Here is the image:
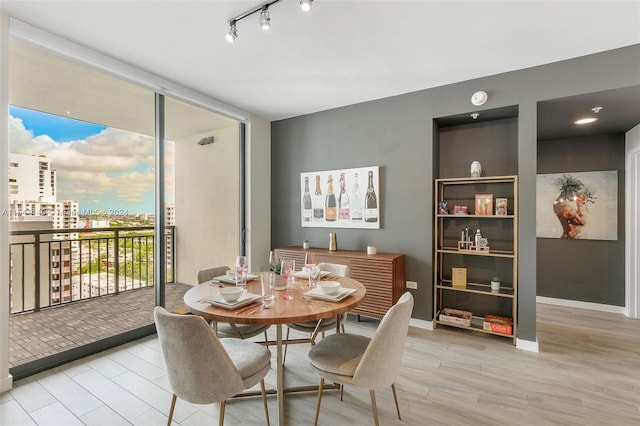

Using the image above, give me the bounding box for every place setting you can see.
[303,280,357,302]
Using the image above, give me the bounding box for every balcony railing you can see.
[9,226,175,314]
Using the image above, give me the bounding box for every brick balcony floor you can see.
[9,282,191,368]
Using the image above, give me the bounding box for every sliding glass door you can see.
[7,40,242,378]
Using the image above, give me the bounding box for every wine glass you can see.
[280,258,295,300]
[304,252,316,269]
[235,255,248,291]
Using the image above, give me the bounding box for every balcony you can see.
[9,226,187,379]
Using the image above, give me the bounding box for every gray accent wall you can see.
[271,45,640,343]
[537,134,626,305]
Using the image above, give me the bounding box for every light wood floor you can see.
[1,303,638,425]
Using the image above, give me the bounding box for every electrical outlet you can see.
[406,280,418,289]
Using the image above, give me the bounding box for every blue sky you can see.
[9,106,169,215]
[10,106,107,141]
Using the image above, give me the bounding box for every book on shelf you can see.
[483,314,513,335]
[439,308,472,327]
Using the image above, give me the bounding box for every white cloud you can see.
[8,114,173,212]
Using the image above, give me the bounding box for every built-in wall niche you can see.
[434,105,519,179]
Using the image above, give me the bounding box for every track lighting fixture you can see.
[300,0,313,12]
[259,6,271,30]
[226,0,314,42]
[225,21,237,43]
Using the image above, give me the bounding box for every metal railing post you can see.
[114,229,120,295]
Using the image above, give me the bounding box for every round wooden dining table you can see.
[183,273,366,426]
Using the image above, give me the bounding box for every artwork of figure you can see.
[552,175,595,239]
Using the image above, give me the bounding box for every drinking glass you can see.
[235,255,248,291]
[261,272,275,308]
[280,258,295,300]
[308,264,322,288]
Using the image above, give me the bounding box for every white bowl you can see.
[318,281,341,295]
[219,287,243,302]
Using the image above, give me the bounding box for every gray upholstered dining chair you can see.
[197,266,270,341]
[283,262,349,363]
[154,306,271,426]
[308,291,414,426]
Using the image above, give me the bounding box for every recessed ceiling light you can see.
[575,117,598,125]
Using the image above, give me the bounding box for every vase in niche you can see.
[470,161,482,177]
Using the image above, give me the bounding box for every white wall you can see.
[175,125,240,285]
[247,116,272,272]
[626,124,640,318]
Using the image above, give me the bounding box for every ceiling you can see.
[1,0,639,125]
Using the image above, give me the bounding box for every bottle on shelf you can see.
[302,176,313,222]
[364,170,378,222]
[313,175,324,222]
[351,172,363,222]
[474,229,482,249]
[338,173,350,220]
[325,175,337,221]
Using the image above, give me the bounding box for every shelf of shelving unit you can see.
[434,175,518,344]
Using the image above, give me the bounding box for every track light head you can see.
[225,21,237,43]
[300,0,313,12]
[259,6,271,30]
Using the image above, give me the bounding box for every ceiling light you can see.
[300,0,313,12]
[575,117,598,125]
[225,0,311,43]
[225,21,237,43]
[259,7,271,30]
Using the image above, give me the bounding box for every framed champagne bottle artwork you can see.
[300,166,380,229]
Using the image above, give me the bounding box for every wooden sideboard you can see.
[274,246,405,319]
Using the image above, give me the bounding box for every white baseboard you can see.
[537,296,625,314]
[0,373,13,394]
[409,318,434,330]
[516,338,539,352]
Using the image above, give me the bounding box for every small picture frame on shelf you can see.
[495,198,508,215]
[452,267,467,288]
[475,193,493,215]
[438,201,449,214]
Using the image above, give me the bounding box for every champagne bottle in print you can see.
[302,176,313,222]
[325,175,337,221]
[364,170,378,222]
[351,172,363,221]
[338,173,350,220]
[313,175,324,222]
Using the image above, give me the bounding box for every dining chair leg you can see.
[391,383,402,420]
[314,378,325,426]
[167,393,177,426]
[260,379,270,426]
[340,384,344,401]
[369,389,380,426]
[219,400,226,426]
[263,330,269,345]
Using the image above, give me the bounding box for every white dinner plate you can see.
[201,292,262,310]
[294,270,331,279]
[213,274,259,285]
[304,286,356,302]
